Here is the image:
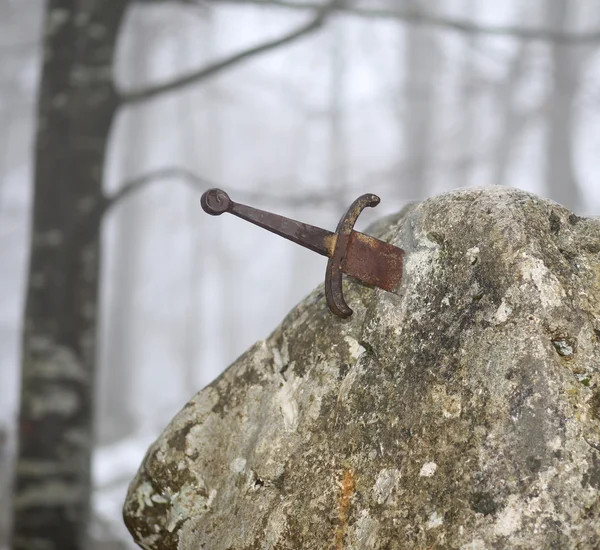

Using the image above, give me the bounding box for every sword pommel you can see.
[201,188,232,216]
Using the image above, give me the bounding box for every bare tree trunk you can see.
[179,15,207,391]
[492,43,529,186]
[402,0,439,200]
[329,20,346,208]
[546,0,581,211]
[13,2,126,549]
[202,12,237,368]
[455,0,476,188]
[97,12,153,446]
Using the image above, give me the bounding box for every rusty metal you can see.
[201,188,405,318]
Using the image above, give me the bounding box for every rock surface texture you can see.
[124,187,600,549]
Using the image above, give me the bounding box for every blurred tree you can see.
[13,3,127,548]
[456,0,476,188]
[179,22,207,394]
[546,0,582,211]
[329,20,347,207]
[97,15,152,447]
[492,40,530,187]
[13,1,339,548]
[402,0,439,200]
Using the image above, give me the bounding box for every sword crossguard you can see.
[325,194,380,318]
[201,188,403,318]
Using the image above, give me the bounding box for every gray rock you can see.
[123,186,600,549]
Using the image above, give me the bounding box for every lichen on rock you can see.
[123,187,600,549]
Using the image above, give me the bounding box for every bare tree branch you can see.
[102,166,347,214]
[119,0,341,106]
[103,167,213,212]
[209,0,600,44]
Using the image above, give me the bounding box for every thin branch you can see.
[119,0,341,106]
[210,0,600,44]
[103,167,215,212]
[102,166,348,214]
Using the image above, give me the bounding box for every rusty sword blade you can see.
[201,188,404,293]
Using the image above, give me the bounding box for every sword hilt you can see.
[200,188,402,318]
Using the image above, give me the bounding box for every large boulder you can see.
[123,187,600,549]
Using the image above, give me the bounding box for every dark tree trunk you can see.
[13,2,127,549]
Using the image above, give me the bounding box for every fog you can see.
[1,0,599,547]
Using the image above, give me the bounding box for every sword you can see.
[201,189,404,318]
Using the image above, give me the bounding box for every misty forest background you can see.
[2,0,600,548]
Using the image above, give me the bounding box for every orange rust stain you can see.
[334,469,355,550]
